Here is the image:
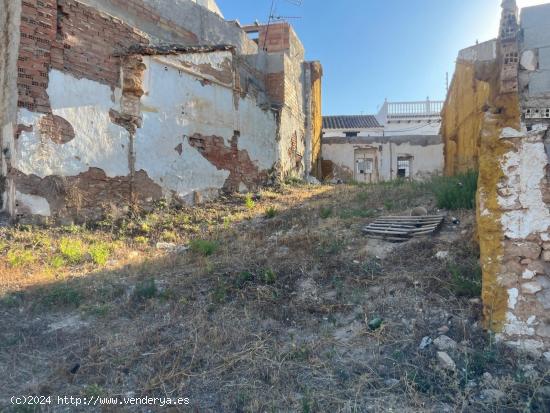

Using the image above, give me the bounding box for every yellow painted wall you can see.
[310,62,323,179]
[441,61,491,176]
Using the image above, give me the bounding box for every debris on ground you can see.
[362,214,445,242]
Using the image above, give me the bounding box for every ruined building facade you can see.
[321,100,444,183]
[442,0,550,358]
[0,0,322,223]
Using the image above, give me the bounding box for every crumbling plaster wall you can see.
[0,0,22,213]
[442,3,550,358]
[77,0,256,54]
[135,52,278,201]
[6,0,318,222]
[441,40,496,176]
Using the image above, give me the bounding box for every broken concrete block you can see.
[480,389,506,403]
[437,351,456,371]
[520,49,537,71]
[434,335,458,351]
[435,251,450,260]
[543,250,550,262]
[506,242,542,260]
[419,336,432,349]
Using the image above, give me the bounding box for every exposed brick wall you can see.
[16,0,149,114]
[258,23,290,53]
[38,113,75,143]
[265,72,284,104]
[17,0,57,113]
[56,0,149,88]
[188,132,268,192]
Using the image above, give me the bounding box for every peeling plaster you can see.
[498,133,550,239]
[508,287,519,309]
[15,191,50,216]
[15,71,130,178]
[504,312,535,336]
[135,54,277,198]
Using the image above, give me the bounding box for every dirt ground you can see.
[1,182,549,412]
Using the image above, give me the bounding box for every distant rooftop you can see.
[323,115,381,130]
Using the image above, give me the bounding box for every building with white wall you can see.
[322,99,444,183]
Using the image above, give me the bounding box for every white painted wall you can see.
[383,122,441,136]
[323,128,384,138]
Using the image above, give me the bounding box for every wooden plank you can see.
[379,215,445,220]
[373,220,442,226]
[374,218,443,223]
[365,235,410,242]
[378,215,445,221]
[363,228,413,235]
[367,223,417,229]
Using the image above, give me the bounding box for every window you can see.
[397,156,412,178]
[357,158,373,174]
[345,131,359,137]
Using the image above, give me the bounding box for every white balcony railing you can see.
[378,99,444,122]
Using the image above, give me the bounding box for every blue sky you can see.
[215,0,545,115]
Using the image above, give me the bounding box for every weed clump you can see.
[265,206,278,219]
[133,278,157,301]
[190,239,218,256]
[262,269,277,284]
[429,170,478,210]
[59,237,86,264]
[41,284,82,308]
[7,249,35,268]
[89,243,111,266]
[319,207,333,219]
[449,262,482,297]
[244,193,255,210]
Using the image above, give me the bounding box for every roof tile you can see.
[322,115,381,130]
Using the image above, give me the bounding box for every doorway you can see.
[354,148,378,183]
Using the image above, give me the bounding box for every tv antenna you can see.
[261,0,303,50]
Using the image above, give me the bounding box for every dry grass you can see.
[0,182,548,412]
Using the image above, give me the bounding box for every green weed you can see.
[245,193,255,210]
[235,271,254,289]
[59,237,86,265]
[160,230,178,242]
[50,255,66,269]
[262,269,277,284]
[212,280,228,303]
[7,249,36,268]
[338,208,375,219]
[41,284,82,308]
[265,206,278,219]
[319,207,333,219]
[89,243,110,266]
[429,170,478,210]
[133,278,157,301]
[190,239,218,256]
[449,262,482,297]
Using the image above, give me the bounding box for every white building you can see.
[322,99,444,183]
